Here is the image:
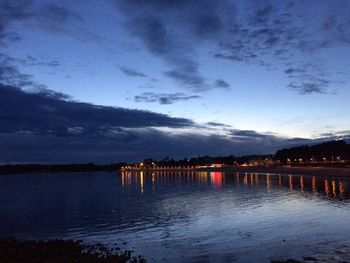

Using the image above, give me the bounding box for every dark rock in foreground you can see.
[0,238,146,263]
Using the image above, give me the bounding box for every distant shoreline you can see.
[1,163,350,177]
[122,166,350,177]
[0,163,122,175]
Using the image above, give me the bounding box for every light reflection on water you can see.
[1,171,350,262]
[121,170,349,200]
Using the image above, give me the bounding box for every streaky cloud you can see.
[134,92,201,104]
[118,66,147,78]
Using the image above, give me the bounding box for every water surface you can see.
[1,171,350,262]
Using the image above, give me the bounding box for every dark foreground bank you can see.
[0,238,146,263]
[1,238,349,263]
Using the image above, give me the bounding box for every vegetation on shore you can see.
[0,238,146,263]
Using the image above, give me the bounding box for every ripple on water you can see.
[1,171,350,262]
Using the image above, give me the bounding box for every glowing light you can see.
[300,176,304,192]
[312,176,317,193]
[332,180,336,197]
[210,172,223,188]
[140,171,144,193]
[324,179,330,197]
[266,173,271,191]
[339,181,345,198]
[289,175,293,191]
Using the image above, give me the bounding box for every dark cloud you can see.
[0,83,282,163]
[0,121,316,164]
[0,0,102,44]
[215,79,230,89]
[16,55,60,67]
[287,82,327,95]
[2,0,349,96]
[119,66,147,78]
[0,53,44,89]
[0,53,63,94]
[0,0,30,45]
[129,16,172,56]
[252,4,273,25]
[161,58,207,90]
[214,51,257,63]
[0,83,345,163]
[0,1,82,28]
[210,1,350,94]
[285,64,332,94]
[0,128,284,163]
[206,122,231,128]
[163,68,205,90]
[0,1,30,23]
[195,15,223,37]
[316,131,350,142]
[1,1,349,163]
[134,92,201,105]
[284,68,306,75]
[35,3,83,23]
[229,129,271,141]
[0,84,195,136]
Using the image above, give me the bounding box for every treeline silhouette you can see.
[275,140,350,163]
[0,163,126,174]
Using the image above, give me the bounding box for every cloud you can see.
[113,0,235,92]
[206,122,231,128]
[118,66,147,78]
[0,83,345,163]
[128,16,172,56]
[0,84,318,163]
[13,55,60,67]
[0,0,103,44]
[113,0,349,94]
[215,79,230,89]
[2,124,333,163]
[2,0,349,96]
[134,92,201,104]
[0,0,30,45]
[0,53,44,89]
[164,59,209,89]
[287,82,327,95]
[284,68,306,75]
[0,84,195,136]
[285,64,332,94]
[211,1,350,94]
[34,3,83,23]
[315,130,350,142]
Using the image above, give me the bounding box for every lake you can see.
[1,171,350,262]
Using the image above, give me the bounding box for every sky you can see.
[1,0,350,163]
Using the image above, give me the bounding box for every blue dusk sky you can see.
[1,0,350,163]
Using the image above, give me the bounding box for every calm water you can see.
[1,171,350,262]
